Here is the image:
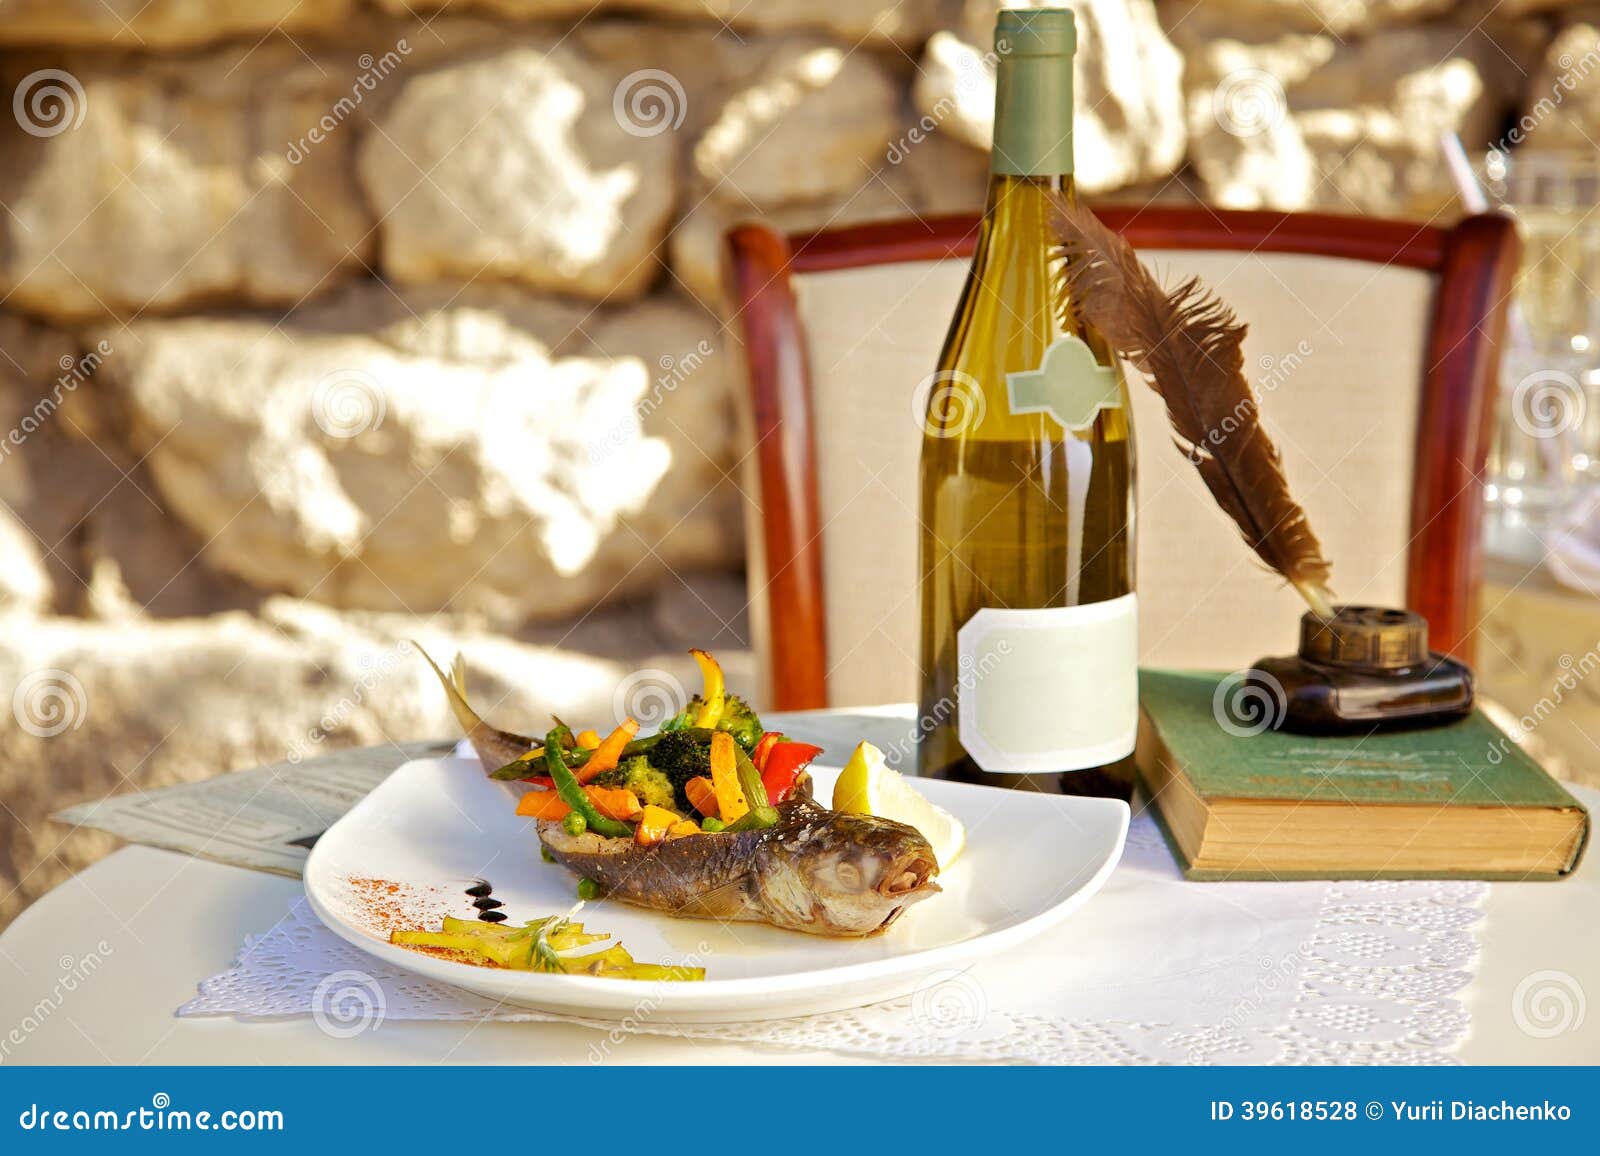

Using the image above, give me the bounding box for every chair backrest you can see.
[728,208,1517,710]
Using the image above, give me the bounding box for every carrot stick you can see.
[684,776,719,818]
[584,785,643,822]
[576,719,640,783]
[515,790,572,820]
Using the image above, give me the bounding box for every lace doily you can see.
[179,813,1486,1064]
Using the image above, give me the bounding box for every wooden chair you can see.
[727,208,1518,711]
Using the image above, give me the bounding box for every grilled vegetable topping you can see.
[545,726,632,838]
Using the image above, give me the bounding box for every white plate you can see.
[304,756,1128,1023]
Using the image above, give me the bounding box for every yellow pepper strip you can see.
[575,729,601,750]
[708,731,749,824]
[665,818,702,839]
[690,649,725,728]
[634,804,681,846]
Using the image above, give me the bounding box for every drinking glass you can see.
[1480,149,1600,555]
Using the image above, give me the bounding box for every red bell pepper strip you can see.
[759,741,823,803]
[752,731,783,771]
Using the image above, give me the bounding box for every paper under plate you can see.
[304,756,1127,1022]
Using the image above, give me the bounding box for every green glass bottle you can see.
[917,7,1138,799]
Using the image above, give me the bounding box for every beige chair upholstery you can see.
[777,251,1434,708]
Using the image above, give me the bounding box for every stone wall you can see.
[0,0,1588,924]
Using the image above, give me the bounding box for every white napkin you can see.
[178,812,1485,1065]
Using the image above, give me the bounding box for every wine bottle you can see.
[916,6,1138,799]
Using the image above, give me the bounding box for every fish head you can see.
[762,811,941,936]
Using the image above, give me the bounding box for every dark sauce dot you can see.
[478,910,508,924]
[465,880,493,899]
[472,897,504,911]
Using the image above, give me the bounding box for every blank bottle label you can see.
[956,594,1139,774]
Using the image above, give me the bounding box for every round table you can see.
[3,717,1597,1065]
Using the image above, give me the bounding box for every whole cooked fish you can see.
[538,777,941,937]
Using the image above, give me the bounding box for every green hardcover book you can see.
[1136,669,1591,881]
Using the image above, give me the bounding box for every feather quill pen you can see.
[1049,194,1335,618]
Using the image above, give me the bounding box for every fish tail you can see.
[415,643,538,773]
[414,642,487,737]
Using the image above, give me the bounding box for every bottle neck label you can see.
[1006,333,1120,430]
[991,56,1074,177]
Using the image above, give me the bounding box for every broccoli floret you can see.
[644,729,713,810]
[661,695,764,752]
[584,765,629,789]
[647,729,709,784]
[580,750,695,813]
[619,756,676,810]
[716,694,764,750]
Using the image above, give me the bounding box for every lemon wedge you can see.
[832,740,966,868]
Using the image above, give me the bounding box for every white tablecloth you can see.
[2,709,1596,1065]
